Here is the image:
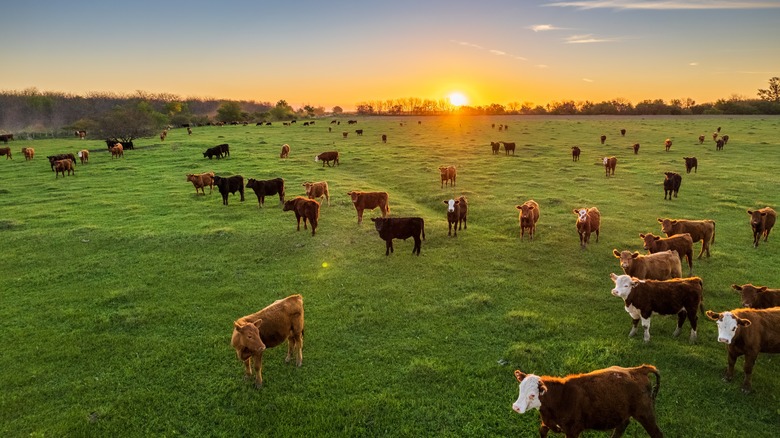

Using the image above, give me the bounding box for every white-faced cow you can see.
[573,207,600,248]
[443,196,468,237]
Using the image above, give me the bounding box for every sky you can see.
[3,0,780,110]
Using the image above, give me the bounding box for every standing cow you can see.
[283,196,320,236]
[573,207,600,248]
[603,157,617,177]
[444,196,468,237]
[213,175,245,206]
[370,217,425,256]
[747,207,776,248]
[517,200,540,240]
[663,172,682,200]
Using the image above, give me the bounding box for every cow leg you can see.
[302,216,308,230]
[310,218,317,236]
[448,222,452,236]
[641,316,652,342]
[688,310,698,343]
[252,353,264,388]
[741,353,757,393]
[539,423,550,438]
[413,235,421,255]
[611,419,630,437]
[673,310,687,337]
[462,216,467,230]
[629,318,640,337]
[357,209,363,225]
[723,350,738,382]
[295,214,301,231]
[594,229,599,242]
[634,413,663,438]
[385,240,392,256]
[764,229,771,242]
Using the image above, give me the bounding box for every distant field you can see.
[1,115,779,437]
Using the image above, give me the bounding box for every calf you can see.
[683,157,697,174]
[213,175,245,206]
[600,134,607,144]
[54,159,75,178]
[698,134,705,144]
[315,151,339,167]
[747,207,776,247]
[633,143,640,154]
[355,129,363,136]
[658,217,716,259]
[282,196,320,236]
[443,196,468,237]
[186,171,215,195]
[664,138,672,151]
[280,143,290,158]
[21,147,34,160]
[517,200,539,240]
[663,172,681,200]
[370,217,425,256]
[347,190,390,224]
[620,128,626,136]
[639,232,694,274]
[716,138,724,151]
[231,294,304,388]
[382,134,387,143]
[610,273,703,343]
[512,365,662,438]
[110,144,124,159]
[203,145,222,159]
[612,249,682,280]
[501,141,516,155]
[603,156,616,177]
[732,284,780,309]
[78,149,89,164]
[573,207,600,248]
[302,181,330,206]
[246,177,285,207]
[491,141,501,155]
[722,134,730,145]
[0,147,11,159]
[705,308,780,393]
[438,166,456,188]
[217,143,231,158]
[570,146,580,161]
[47,153,77,170]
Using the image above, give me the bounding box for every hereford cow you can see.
[640,232,694,274]
[664,138,672,151]
[600,134,607,144]
[282,196,320,236]
[78,149,89,164]
[110,144,124,159]
[716,138,724,151]
[512,365,663,438]
[610,273,704,343]
[571,146,580,161]
[186,171,215,195]
[732,284,780,309]
[573,207,600,248]
[246,177,285,207]
[347,191,390,224]
[633,143,640,154]
[22,147,34,160]
[683,157,697,174]
[280,144,290,158]
[747,207,776,248]
[501,141,516,155]
[658,218,716,259]
[54,159,74,178]
[231,294,304,388]
[612,249,682,280]
[370,217,425,256]
[705,308,780,393]
[213,175,245,206]
[517,200,540,240]
[698,134,705,144]
[491,142,501,155]
[603,156,616,177]
[444,196,468,237]
[315,151,339,167]
[663,172,681,200]
[438,166,456,188]
[0,147,11,159]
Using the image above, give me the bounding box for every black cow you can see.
[203,145,223,159]
[213,175,245,206]
[217,143,230,157]
[370,217,425,256]
[47,153,77,171]
[663,172,682,200]
[105,139,134,150]
[0,134,14,143]
[246,178,285,207]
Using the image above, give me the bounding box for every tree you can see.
[93,101,167,142]
[216,101,242,123]
[270,100,295,120]
[757,77,780,102]
[332,106,343,115]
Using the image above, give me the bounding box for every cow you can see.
[47,153,77,171]
[347,191,390,224]
[501,141,516,155]
[76,130,86,139]
[186,171,215,195]
[633,143,640,154]
[246,178,285,207]
[0,147,11,159]
[698,134,705,144]
[683,157,697,174]
[348,120,357,124]
[21,147,34,160]
[444,196,468,237]
[715,138,724,151]
[187,127,192,135]
[105,139,133,150]
[612,249,682,280]
[492,142,501,155]
[54,159,74,178]
[355,129,363,136]
[705,308,780,393]
[315,151,339,167]
[747,207,776,248]
[213,175,245,206]
[203,145,223,159]
[663,172,681,200]
[517,200,540,240]
[438,166,456,188]
[110,144,124,159]
[512,365,663,438]
[78,149,89,165]
[0,133,14,143]
[571,146,580,161]
[231,294,304,388]
[160,130,167,141]
[382,134,387,143]
[282,196,320,236]
[603,156,616,177]
[722,134,729,145]
[620,128,626,136]
[280,144,290,158]
[302,181,330,206]
[732,284,780,309]
[640,232,694,274]
[342,131,349,139]
[600,134,607,144]
[658,218,716,259]
[664,138,672,151]
[370,217,425,256]
[573,207,600,248]
[712,132,718,141]
[610,273,704,343]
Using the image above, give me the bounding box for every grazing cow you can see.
[491,141,501,155]
[683,157,697,174]
[370,217,425,256]
[571,146,580,161]
[663,172,682,200]
[315,151,339,167]
[0,134,12,143]
[732,284,780,309]
[620,128,626,136]
[610,273,704,343]
[516,200,540,240]
[186,171,215,195]
[54,159,75,178]
[213,175,245,206]
[280,144,290,158]
[722,134,729,145]
[501,141,516,155]
[640,232,694,274]
[231,294,304,388]
[664,138,672,151]
[633,143,640,154]
[612,249,682,280]
[603,156,617,177]
[438,166,456,188]
[382,134,387,143]
[698,134,705,144]
[302,181,330,206]
[705,308,780,393]
[747,207,776,247]
[47,153,77,170]
[573,207,600,248]
[716,138,724,151]
[21,147,34,160]
[218,143,230,157]
[600,134,607,144]
[110,144,124,159]
[512,365,663,438]
[347,190,390,224]
[0,147,11,159]
[348,120,357,124]
[331,120,338,124]
[658,218,716,259]
[246,177,285,207]
[282,196,320,236]
[444,196,468,237]
[203,145,223,159]
[78,149,89,164]
[342,131,349,139]
[355,129,363,136]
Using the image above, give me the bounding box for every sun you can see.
[448,92,468,107]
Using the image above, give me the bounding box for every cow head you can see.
[512,370,545,414]
[573,209,588,223]
[314,155,320,162]
[347,191,359,203]
[610,273,640,299]
[233,320,266,358]
[517,203,535,220]
[370,217,387,232]
[657,218,674,235]
[445,199,459,212]
[613,249,638,270]
[639,233,660,250]
[731,284,765,308]
[282,199,295,211]
[747,210,766,229]
[705,311,751,344]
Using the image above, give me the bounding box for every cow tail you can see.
[646,366,661,403]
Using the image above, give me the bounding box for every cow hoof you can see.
[741,387,752,394]
[673,328,681,337]
[254,382,263,389]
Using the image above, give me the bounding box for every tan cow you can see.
[302,181,330,206]
[186,171,215,195]
[516,200,540,240]
[639,232,694,274]
[21,147,34,160]
[613,249,682,280]
[438,166,456,188]
[78,149,89,164]
[54,159,74,178]
[110,143,124,159]
[664,138,672,151]
[347,191,390,224]
[280,143,290,158]
[573,207,600,248]
[657,218,715,258]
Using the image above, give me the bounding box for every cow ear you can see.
[653,236,661,241]
[516,205,523,210]
[610,272,618,281]
[631,252,640,259]
[514,370,526,382]
[759,286,768,292]
[747,210,753,215]
[233,321,243,330]
[538,381,547,395]
[737,318,752,327]
[639,233,645,238]
[761,212,767,217]
[454,200,460,205]
[443,200,449,205]
[731,284,742,292]
[529,205,535,211]
[656,218,663,223]
[705,311,719,321]
[573,209,580,215]
[252,318,263,328]
[612,249,621,258]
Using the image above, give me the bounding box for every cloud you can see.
[544,1,780,10]
[511,55,528,61]
[565,34,616,43]
[689,62,699,66]
[489,49,506,56]
[582,78,595,82]
[451,40,527,62]
[530,24,560,32]
[451,40,483,49]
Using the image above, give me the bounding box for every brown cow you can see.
[21,147,34,160]
[705,308,780,393]
[517,200,540,240]
[186,171,215,195]
[683,157,697,174]
[160,130,167,141]
[663,172,681,200]
[657,218,716,259]
[603,156,616,177]
[632,143,640,154]
[280,143,290,158]
[747,207,776,247]
[715,138,724,151]
[382,134,387,143]
[231,294,304,388]
[512,365,663,438]
[347,191,390,224]
[443,196,467,237]
[78,149,89,165]
[722,134,730,145]
[0,147,11,159]
[571,146,580,161]
[371,217,425,256]
[732,284,780,309]
[664,138,672,151]
[283,196,320,236]
[600,134,607,144]
[438,166,456,188]
[54,159,74,178]
[639,232,694,274]
[620,128,626,136]
[712,132,718,141]
[110,143,124,159]
[501,141,516,155]
[302,181,330,206]
[612,249,682,280]
[698,134,705,144]
[573,207,600,248]
[491,141,501,155]
[315,151,339,167]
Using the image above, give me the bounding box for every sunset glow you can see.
[449,92,468,107]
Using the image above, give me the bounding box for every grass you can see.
[1,115,779,437]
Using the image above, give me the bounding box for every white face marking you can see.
[603,157,608,165]
[578,209,588,222]
[715,312,739,344]
[513,375,542,414]
[447,199,456,212]
[314,156,319,162]
[611,274,635,299]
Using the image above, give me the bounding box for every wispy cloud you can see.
[583,78,595,82]
[545,1,780,10]
[451,40,483,49]
[489,49,506,56]
[565,34,617,43]
[451,40,527,62]
[511,55,528,61]
[689,62,699,66]
[530,24,562,32]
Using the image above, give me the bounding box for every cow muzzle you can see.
[718,338,731,344]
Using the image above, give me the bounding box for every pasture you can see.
[1,115,779,437]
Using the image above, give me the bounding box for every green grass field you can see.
[1,115,779,437]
